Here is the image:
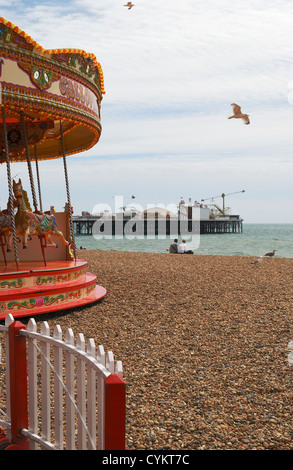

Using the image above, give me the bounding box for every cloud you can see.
[1,1,293,223]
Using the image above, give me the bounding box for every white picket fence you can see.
[0,314,125,450]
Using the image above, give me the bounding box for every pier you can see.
[73,216,243,236]
[73,215,100,235]
[200,219,243,234]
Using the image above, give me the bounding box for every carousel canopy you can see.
[0,17,105,163]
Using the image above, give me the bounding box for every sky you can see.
[1,0,293,222]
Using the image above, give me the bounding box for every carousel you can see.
[0,17,107,320]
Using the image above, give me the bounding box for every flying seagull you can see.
[124,2,134,9]
[264,249,276,257]
[228,103,250,125]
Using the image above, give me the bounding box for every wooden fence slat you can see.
[65,328,75,450]
[97,355,105,450]
[87,338,96,450]
[27,318,38,450]
[77,333,86,449]
[106,351,115,373]
[97,341,106,446]
[53,325,63,450]
[40,322,50,443]
[115,360,123,378]
[97,345,105,366]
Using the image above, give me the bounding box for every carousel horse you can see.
[0,210,22,264]
[0,210,12,265]
[6,179,69,257]
[0,210,12,235]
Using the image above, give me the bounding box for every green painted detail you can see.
[36,276,54,285]
[43,294,65,306]
[7,298,36,310]
[0,278,23,289]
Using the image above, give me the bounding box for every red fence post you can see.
[8,321,29,450]
[104,373,126,450]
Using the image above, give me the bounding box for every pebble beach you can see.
[3,249,293,450]
[44,249,293,451]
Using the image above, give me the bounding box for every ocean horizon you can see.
[75,223,293,259]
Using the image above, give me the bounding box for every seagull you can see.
[124,2,134,9]
[264,249,276,257]
[228,103,250,125]
[288,341,293,366]
[251,258,262,265]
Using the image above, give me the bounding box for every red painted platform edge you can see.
[0,285,107,320]
[0,272,97,300]
[0,260,88,278]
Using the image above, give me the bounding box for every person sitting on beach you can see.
[169,238,178,253]
[178,240,193,254]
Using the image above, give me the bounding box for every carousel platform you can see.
[0,259,107,320]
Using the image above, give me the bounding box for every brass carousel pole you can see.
[1,105,19,269]
[34,144,43,212]
[20,111,38,212]
[20,111,48,265]
[60,121,77,261]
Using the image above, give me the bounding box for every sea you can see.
[75,223,293,259]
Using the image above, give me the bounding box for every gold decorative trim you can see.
[0,16,105,94]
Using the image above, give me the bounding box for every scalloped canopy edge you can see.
[0,16,105,94]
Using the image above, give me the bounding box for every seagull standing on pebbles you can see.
[124,2,134,8]
[264,249,276,257]
[251,258,262,265]
[228,103,250,125]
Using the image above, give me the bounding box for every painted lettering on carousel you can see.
[0,56,100,118]
[59,75,99,114]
